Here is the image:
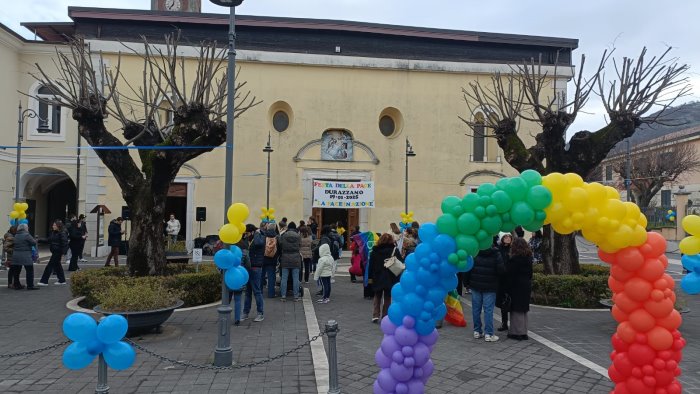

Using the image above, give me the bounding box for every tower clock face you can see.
[165,0,182,11]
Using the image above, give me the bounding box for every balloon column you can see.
[62,313,135,370]
[400,211,414,231]
[217,203,250,291]
[8,202,29,226]
[260,207,275,223]
[373,170,685,394]
[679,215,700,294]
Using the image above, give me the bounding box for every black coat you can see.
[466,247,505,293]
[278,230,302,269]
[48,230,68,255]
[368,244,401,292]
[496,244,511,306]
[249,231,266,268]
[107,220,122,247]
[505,255,533,312]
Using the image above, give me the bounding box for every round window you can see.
[379,115,395,137]
[273,110,290,132]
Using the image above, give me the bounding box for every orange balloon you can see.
[644,231,667,257]
[616,248,645,272]
[625,277,653,302]
[608,276,625,293]
[629,309,656,332]
[658,254,669,269]
[650,289,665,302]
[598,249,617,265]
[611,305,628,323]
[648,326,674,351]
[617,321,637,344]
[611,265,635,282]
[614,293,641,314]
[637,258,665,282]
[643,298,674,319]
[657,310,682,331]
[662,274,676,290]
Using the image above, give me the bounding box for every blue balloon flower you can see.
[214,249,235,270]
[681,272,700,295]
[62,313,135,371]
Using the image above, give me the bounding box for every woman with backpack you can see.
[368,233,402,323]
[244,224,266,323]
[38,220,68,286]
[261,223,279,298]
[230,225,254,325]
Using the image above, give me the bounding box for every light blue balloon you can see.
[438,262,458,278]
[401,293,423,317]
[427,288,445,306]
[18,219,28,224]
[96,315,128,344]
[229,245,243,267]
[681,272,700,295]
[432,303,447,321]
[391,283,405,302]
[416,267,438,287]
[433,235,456,258]
[404,254,418,272]
[224,266,249,290]
[85,339,105,357]
[681,254,700,272]
[63,342,96,370]
[63,313,97,343]
[103,341,136,370]
[418,223,439,243]
[399,271,418,292]
[440,275,458,292]
[387,304,404,326]
[414,243,432,260]
[214,249,234,270]
[415,318,435,336]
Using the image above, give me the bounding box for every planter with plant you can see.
[531,264,612,308]
[166,240,190,264]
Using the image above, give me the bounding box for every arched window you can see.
[27,84,64,141]
[472,112,486,162]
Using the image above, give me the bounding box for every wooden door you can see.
[347,208,359,233]
[312,207,323,238]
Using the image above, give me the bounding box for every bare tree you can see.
[609,138,700,208]
[32,33,260,276]
[462,48,689,275]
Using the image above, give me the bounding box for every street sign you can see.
[193,248,203,263]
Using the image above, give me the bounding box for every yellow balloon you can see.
[563,173,584,188]
[236,222,246,235]
[219,223,241,244]
[269,214,275,220]
[682,215,700,235]
[269,208,275,214]
[227,203,250,223]
[19,213,27,219]
[13,203,21,212]
[20,203,28,211]
[542,173,568,196]
[680,236,700,255]
[260,213,267,220]
[9,211,19,219]
[668,210,673,215]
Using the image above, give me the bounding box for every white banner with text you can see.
[312,181,375,208]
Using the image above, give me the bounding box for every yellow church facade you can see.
[0,4,576,255]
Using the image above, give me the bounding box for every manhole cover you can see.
[456,369,487,383]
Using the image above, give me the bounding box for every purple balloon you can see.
[420,329,439,346]
[402,315,416,329]
[407,379,425,394]
[402,346,414,357]
[377,369,398,391]
[395,326,419,346]
[404,357,415,368]
[373,380,390,394]
[390,361,414,382]
[392,350,404,364]
[413,342,430,366]
[414,367,423,379]
[375,348,392,368]
[421,360,435,383]
[381,336,401,358]
[396,382,409,394]
[380,316,397,335]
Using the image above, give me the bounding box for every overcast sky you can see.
[2,0,698,135]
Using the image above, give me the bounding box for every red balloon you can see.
[648,327,674,351]
[598,249,617,264]
[668,382,682,394]
[625,277,653,302]
[614,293,642,314]
[626,377,654,394]
[612,265,635,282]
[654,369,675,386]
[617,248,646,271]
[644,298,674,319]
[657,310,682,331]
[609,276,626,293]
[629,309,656,332]
[628,343,656,366]
[658,254,669,269]
[645,232,667,257]
[609,365,625,383]
[613,352,634,376]
[612,305,629,323]
[638,258,665,282]
[642,376,656,387]
[612,333,629,352]
[617,322,637,343]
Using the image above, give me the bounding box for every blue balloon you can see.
[418,223,439,243]
[404,254,418,272]
[416,268,438,287]
[426,288,446,306]
[18,219,28,224]
[399,271,418,292]
[229,245,243,267]
[681,272,700,295]
[414,243,432,260]
[440,275,458,292]
[85,339,105,356]
[402,293,423,317]
[214,249,234,270]
[387,304,404,326]
[224,266,249,290]
[438,261,458,278]
[415,318,435,336]
[96,315,128,344]
[460,256,475,273]
[63,313,97,343]
[63,342,96,370]
[433,235,456,258]
[391,283,405,302]
[681,254,700,272]
[103,341,136,370]
[432,302,447,321]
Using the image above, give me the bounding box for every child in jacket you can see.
[314,244,334,303]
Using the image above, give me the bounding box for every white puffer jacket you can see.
[314,244,335,280]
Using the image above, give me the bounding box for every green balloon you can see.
[436,214,458,236]
[486,204,498,216]
[523,220,544,232]
[510,201,535,225]
[501,221,517,232]
[501,212,511,223]
[534,210,547,222]
[474,206,486,218]
[495,178,509,191]
[521,169,543,187]
[448,253,459,265]
[479,195,492,207]
[457,213,480,235]
[451,205,465,217]
[505,177,529,201]
[441,196,462,215]
[456,234,479,256]
[491,190,513,213]
[478,235,493,251]
[481,215,503,235]
[476,229,489,241]
[460,193,480,212]
[526,185,553,210]
[477,183,497,196]
[457,249,468,260]
[456,259,468,271]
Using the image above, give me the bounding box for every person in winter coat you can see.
[496,233,512,331]
[299,225,314,283]
[4,226,17,288]
[368,233,402,323]
[313,225,334,296]
[105,217,124,267]
[67,216,83,271]
[278,222,302,301]
[506,238,534,340]
[261,223,279,298]
[314,243,334,303]
[245,224,266,323]
[39,220,68,286]
[465,246,506,342]
[77,214,88,262]
[166,214,181,246]
[529,230,543,264]
[230,226,254,326]
[11,223,39,290]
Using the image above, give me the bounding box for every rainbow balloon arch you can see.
[373,170,685,394]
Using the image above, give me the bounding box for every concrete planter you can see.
[94,299,184,335]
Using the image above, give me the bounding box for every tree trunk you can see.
[127,188,168,276]
[542,225,580,275]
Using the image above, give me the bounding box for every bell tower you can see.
[151,0,202,12]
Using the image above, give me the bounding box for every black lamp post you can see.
[16,101,50,202]
[209,0,244,368]
[263,132,274,210]
[405,138,416,213]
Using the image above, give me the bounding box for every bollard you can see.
[326,320,340,394]
[95,354,109,394]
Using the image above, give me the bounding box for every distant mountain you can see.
[624,101,700,146]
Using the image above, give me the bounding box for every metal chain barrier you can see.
[0,340,71,358]
[126,327,329,371]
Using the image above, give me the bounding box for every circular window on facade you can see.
[379,115,395,137]
[273,110,289,133]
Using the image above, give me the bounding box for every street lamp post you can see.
[16,101,50,202]
[405,138,416,213]
[210,0,244,368]
[263,132,274,210]
[625,139,632,202]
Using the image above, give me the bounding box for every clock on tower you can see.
[152,0,202,12]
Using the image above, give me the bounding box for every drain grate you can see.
[456,369,487,383]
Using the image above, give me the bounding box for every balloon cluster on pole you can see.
[219,203,249,244]
[217,203,250,291]
[666,210,677,222]
[599,232,685,394]
[8,202,29,226]
[679,215,700,294]
[260,207,275,223]
[400,211,414,231]
[62,313,135,371]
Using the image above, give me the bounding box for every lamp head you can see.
[209,0,244,6]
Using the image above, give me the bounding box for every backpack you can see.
[329,234,341,260]
[264,236,277,258]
